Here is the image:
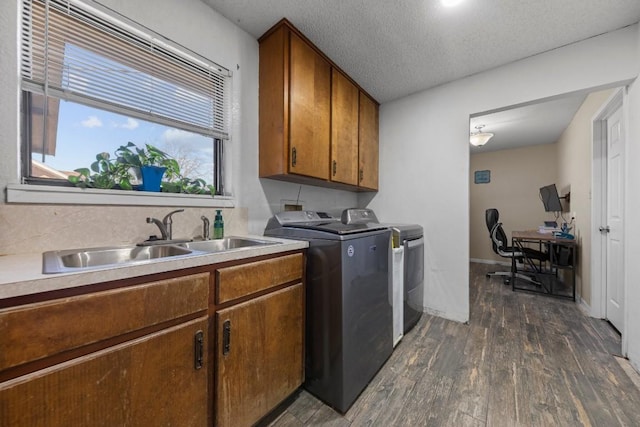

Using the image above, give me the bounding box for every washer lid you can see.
[341,208,423,240]
[284,221,387,235]
[266,210,387,235]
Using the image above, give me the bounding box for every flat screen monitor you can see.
[540,184,563,212]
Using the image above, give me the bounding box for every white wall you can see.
[0,1,20,188]
[364,24,639,323]
[625,27,640,372]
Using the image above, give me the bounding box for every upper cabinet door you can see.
[289,32,331,180]
[359,93,379,191]
[331,69,359,186]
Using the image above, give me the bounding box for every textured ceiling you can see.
[201,0,640,103]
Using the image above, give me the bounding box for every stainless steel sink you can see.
[42,237,281,274]
[180,237,280,252]
[43,244,195,274]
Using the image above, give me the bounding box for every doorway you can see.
[592,88,627,344]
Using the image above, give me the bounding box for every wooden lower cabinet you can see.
[0,252,306,427]
[0,317,208,426]
[215,283,304,427]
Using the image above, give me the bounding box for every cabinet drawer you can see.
[216,253,303,304]
[0,273,209,372]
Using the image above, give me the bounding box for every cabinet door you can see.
[331,69,359,185]
[0,317,208,427]
[215,284,304,427]
[359,92,379,190]
[289,32,331,180]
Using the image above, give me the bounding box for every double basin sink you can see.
[42,237,280,274]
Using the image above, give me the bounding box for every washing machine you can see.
[264,210,393,413]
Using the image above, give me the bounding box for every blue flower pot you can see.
[139,166,166,192]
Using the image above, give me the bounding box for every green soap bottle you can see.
[213,210,224,239]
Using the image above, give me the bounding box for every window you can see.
[20,0,231,196]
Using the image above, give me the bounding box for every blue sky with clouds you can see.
[37,100,214,182]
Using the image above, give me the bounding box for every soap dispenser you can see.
[213,210,224,239]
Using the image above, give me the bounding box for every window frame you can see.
[14,0,232,205]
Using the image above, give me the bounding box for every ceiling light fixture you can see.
[441,0,464,7]
[469,125,494,147]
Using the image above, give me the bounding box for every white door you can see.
[605,106,625,332]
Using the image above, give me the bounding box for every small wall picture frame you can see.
[474,170,490,184]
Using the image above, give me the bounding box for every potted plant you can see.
[115,142,180,192]
[69,142,216,196]
[162,177,215,196]
[68,152,135,190]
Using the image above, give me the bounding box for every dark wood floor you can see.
[268,262,640,426]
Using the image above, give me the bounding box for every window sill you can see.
[6,184,235,208]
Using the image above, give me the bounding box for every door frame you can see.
[591,87,627,354]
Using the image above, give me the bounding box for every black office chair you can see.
[485,208,548,285]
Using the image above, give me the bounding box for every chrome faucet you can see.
[146,209,184,241]
[201,216,210,240]
[146,217,169,240]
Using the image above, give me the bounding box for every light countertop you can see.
[0,235,307,301]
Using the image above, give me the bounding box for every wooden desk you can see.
[511,230,577,300]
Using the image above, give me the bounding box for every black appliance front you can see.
[304,230,393,413]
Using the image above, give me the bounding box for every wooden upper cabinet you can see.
[331,69,359,185]
[259,18,379,191]
[259,22,330,181]
[359,92,379,190]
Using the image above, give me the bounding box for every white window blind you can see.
[21,0,231,139]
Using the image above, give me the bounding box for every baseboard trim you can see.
[578,296,591,316]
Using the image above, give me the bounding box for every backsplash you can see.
[0,205,247,256]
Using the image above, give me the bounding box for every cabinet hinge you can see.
[222,320,231,356]
[194,330,204,370]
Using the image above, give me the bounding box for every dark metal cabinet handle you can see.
[222,320,231,356]
[359,169,364,182]
[332,160,337,176]
[291,147,297,167]
[194,330,204,370]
